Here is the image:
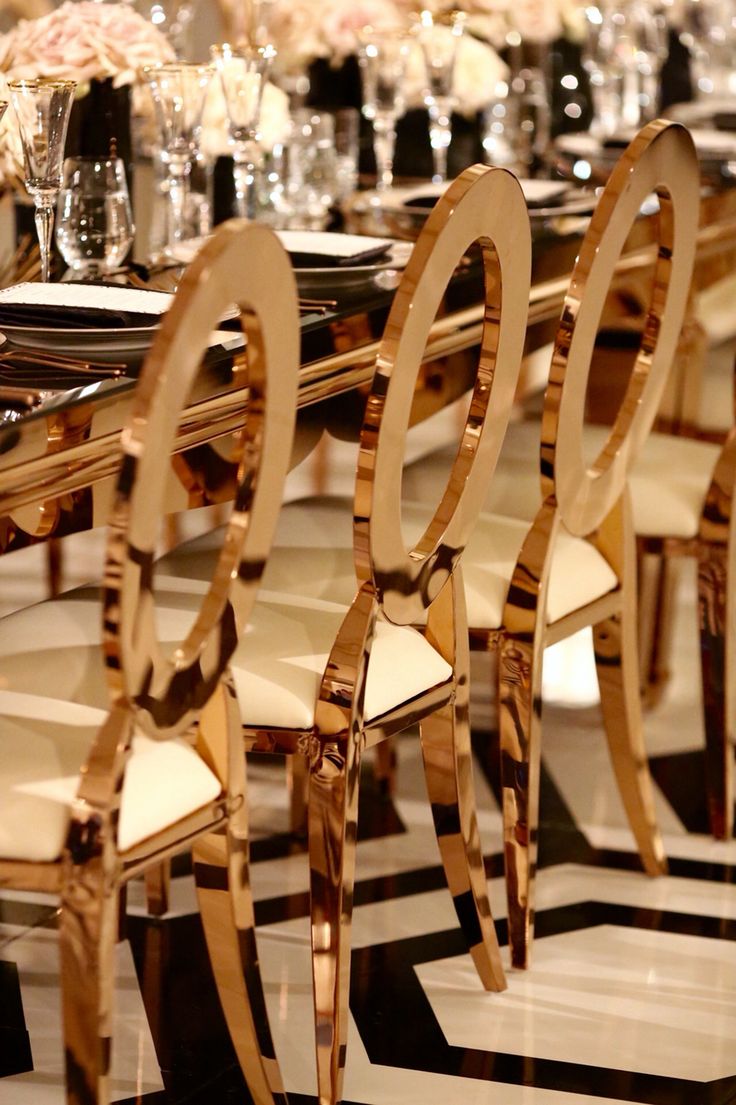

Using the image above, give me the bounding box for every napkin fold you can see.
[276,230,392,268]
[0,283,173,331]
[0,303,160,330]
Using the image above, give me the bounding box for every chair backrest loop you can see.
[542,120,700,537]
[103,221,300,738]
[356,164,531,625]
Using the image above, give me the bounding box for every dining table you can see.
[0,173,736,561]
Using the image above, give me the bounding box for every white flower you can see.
[0,1,174,88]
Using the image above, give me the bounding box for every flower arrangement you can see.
[262,0,587,117]
[0,1,174,192]
[0,1,174,87]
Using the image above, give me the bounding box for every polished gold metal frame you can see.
[223,164,531,1105]
[0,221,300,1105]
[636,400,736,839]
[486,121,700,968]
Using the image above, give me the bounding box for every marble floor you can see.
[1,435,735,1105]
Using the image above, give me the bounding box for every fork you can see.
[0,350,127,376]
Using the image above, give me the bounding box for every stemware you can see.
[417,10,464,183]
[8,79,76,283]
[280,110,338,229]
[358,31,411,193]
[582,0,666,136]
[56,156,135,278]
[211,42,275,220]
[679,0,736,98]
[143,63,211,253]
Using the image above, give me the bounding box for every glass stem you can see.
[428,98,453,184]
[373,117,397,192]
[167,159,191,249]
[233,141,261,220]
[34,197,55,284]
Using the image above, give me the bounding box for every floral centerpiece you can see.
[0,1,174,193]
[264,0,507,115]
[263,0,588,116]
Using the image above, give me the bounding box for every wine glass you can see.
[583,0,666,136]
[417,10,464,183]
[358,30,411,193]
[143,63,211,254]
[211,42,275,220]
[56,156,135,278]
[8,79,76,283]
[680,0,736,98]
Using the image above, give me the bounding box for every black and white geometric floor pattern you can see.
[2,716,736,1105]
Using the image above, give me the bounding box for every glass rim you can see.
[141,62,213,75]
[210,41,277,61]
[7,77,77,90]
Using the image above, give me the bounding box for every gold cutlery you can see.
[0,350,127,377]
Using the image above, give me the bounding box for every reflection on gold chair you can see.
[0,222,300,1104]
[401,121,701,965]
[160,164,532,1104]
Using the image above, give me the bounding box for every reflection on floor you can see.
[1,535,735,1104]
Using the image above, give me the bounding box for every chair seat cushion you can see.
[0,572,451,760]
[151,582,453,730]
[0,689,221,863]
[403,418,722,540]
[161,495,619,633]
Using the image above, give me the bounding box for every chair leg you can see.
[498,633,543,970]
[144,862,170,917]
[59,860,118,1105]
[638,550,681,709]
[308,732,362,1105]
[593,603,667,875]
[698,544,734,839]
[419,695,507,991]
[194,820,287,1105]
[287,753,309,836]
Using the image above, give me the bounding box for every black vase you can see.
[65,78,133,182]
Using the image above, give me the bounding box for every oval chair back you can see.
[355,164,532,625]
[542,120,700,538]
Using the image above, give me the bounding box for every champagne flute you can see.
[211,42,275,220]
[417,10,464,183]
[358,31,410,193]
[8,79,76,283]
[143,63,211,254]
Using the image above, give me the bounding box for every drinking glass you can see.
[680,0,736,98]
[583,0,666,136]
[56,157,135,278]
[358,32,410,192]
[143,63,211,253]
[334,107,360,200]
[280,111,338,229]
[136,0,195,58]
[211,41,276,220]
[8,79,76,283]
[417,10,464,183]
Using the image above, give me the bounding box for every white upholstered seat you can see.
[402,415,721,540]
[0,578,451,742]
[160,495,619,632]
[0,689,221,863]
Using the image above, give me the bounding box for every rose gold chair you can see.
[159,164,532,1104]
[0,221,300,1105]
[398,121,700,963]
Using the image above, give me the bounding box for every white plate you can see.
[366,180,595,227]
[293,241,414,294]
[0,321,159,358]
[556,130,736,173]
